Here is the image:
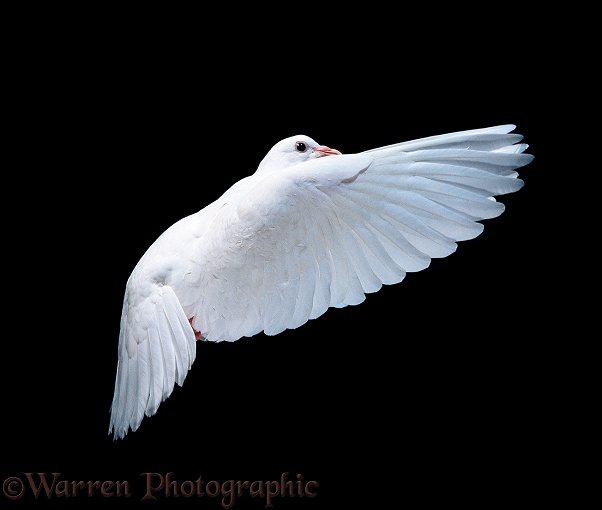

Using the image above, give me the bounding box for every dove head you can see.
[255,135,341,176]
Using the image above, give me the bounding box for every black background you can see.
[3,8,569,510]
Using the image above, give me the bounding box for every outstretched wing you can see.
[109,282,196,439]
[185,124,533,343]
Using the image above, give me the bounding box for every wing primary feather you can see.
[317,230,342,306]
[147,327,164,417]
[156,312,176,401]
[312,207,345,307]
[338,213,406,285]
[337,221,381,295]
[123,346,139,433]
[323,209,365,306]
[289,208,320,328]
[339,187,456,261]
[132,339,150,432]
[362,124,518,154]
[304,205,332,321]
[331,191,431,272]
[163,296,190,386]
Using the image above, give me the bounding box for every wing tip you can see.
[108,284,198,440]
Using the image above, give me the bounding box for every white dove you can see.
[109,124,534,439]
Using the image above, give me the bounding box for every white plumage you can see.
[109,124,534,439]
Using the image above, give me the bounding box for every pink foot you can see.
[188,317,202,341]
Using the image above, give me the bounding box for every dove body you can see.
[110,125,533,439]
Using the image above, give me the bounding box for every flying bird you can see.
[109,124,534,439]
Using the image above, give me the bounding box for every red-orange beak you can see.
[313,145,342,157]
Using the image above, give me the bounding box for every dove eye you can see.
[295,141,308,153]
